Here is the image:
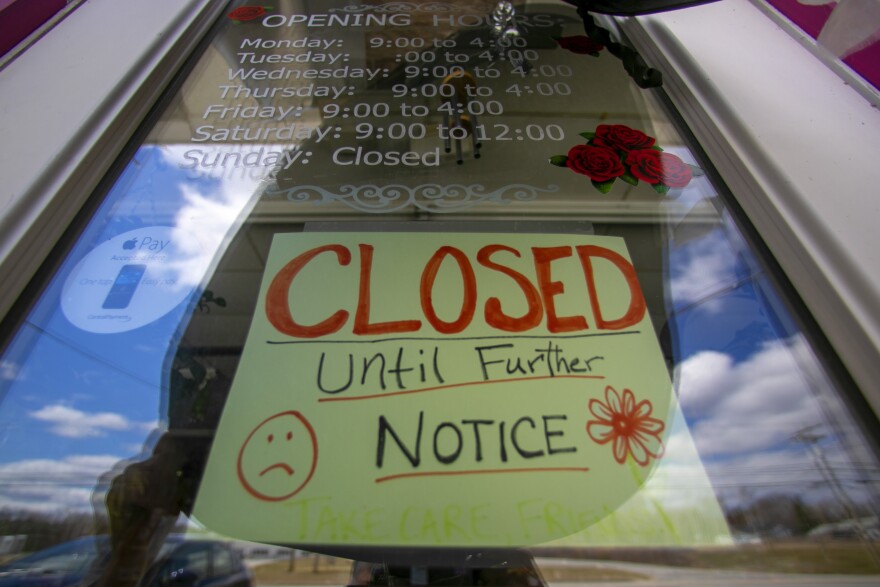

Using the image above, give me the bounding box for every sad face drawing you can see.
[236,411,318,501]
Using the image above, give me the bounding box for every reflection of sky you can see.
[665,219,878,508]
[0,145,265,513]
[0,142,876,523]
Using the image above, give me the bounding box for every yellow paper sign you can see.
[194,232,675,546]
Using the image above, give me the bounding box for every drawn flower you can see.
[228,6,266,22]
[586,386,664,466]
[625,149,693,188]
[592,124,655,153]
[564,144,625,182]
[555,35,605,56]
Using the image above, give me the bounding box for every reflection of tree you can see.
[0,510,94,554]
[792,425,880,563]
[792,426,860,521]
[712,428,880,562]
[712,449,880,539]
[725,493,820,537]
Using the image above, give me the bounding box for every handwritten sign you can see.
[194,232,675,546]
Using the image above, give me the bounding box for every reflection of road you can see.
[535,557,880,587]
[242,556,880,587]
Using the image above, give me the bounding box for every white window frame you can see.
[622,0,880,412]
[0,0,223,318]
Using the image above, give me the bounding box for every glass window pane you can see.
[0,1,877,586]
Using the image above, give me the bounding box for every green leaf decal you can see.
[579,132,596,141]
[652,183,670,195]
[620,172,639,186]
[549,155,568,167]
[592,179,615,194]
[651,145,664,151]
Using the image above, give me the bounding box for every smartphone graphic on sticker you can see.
[102,264,147,309]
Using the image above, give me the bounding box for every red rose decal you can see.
[565,145,625,183]
[555,35,604,55]
[552,123,700,195]
[625,149,693,188]
[593,124,655,153]
[228,6,266,21]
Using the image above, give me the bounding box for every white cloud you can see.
[674,336,827,458]
[673,350,732,414]
[669,339,880,510]
[29,404,153,438]
[704,449,821,490]
[669,230,738,310]
[0,455,123,513]
[0,454,120,482]
[155,145,271,289]
[640,410,723,510]
[0,360,21,381]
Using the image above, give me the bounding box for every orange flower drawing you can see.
[586,386,664,466]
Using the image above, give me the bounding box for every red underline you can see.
[375,467,590,484]
[317,374,604,403]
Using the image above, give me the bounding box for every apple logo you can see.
[122,238,138,250]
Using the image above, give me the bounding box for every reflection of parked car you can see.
[807,516,880,541]
[0,535,252,586]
